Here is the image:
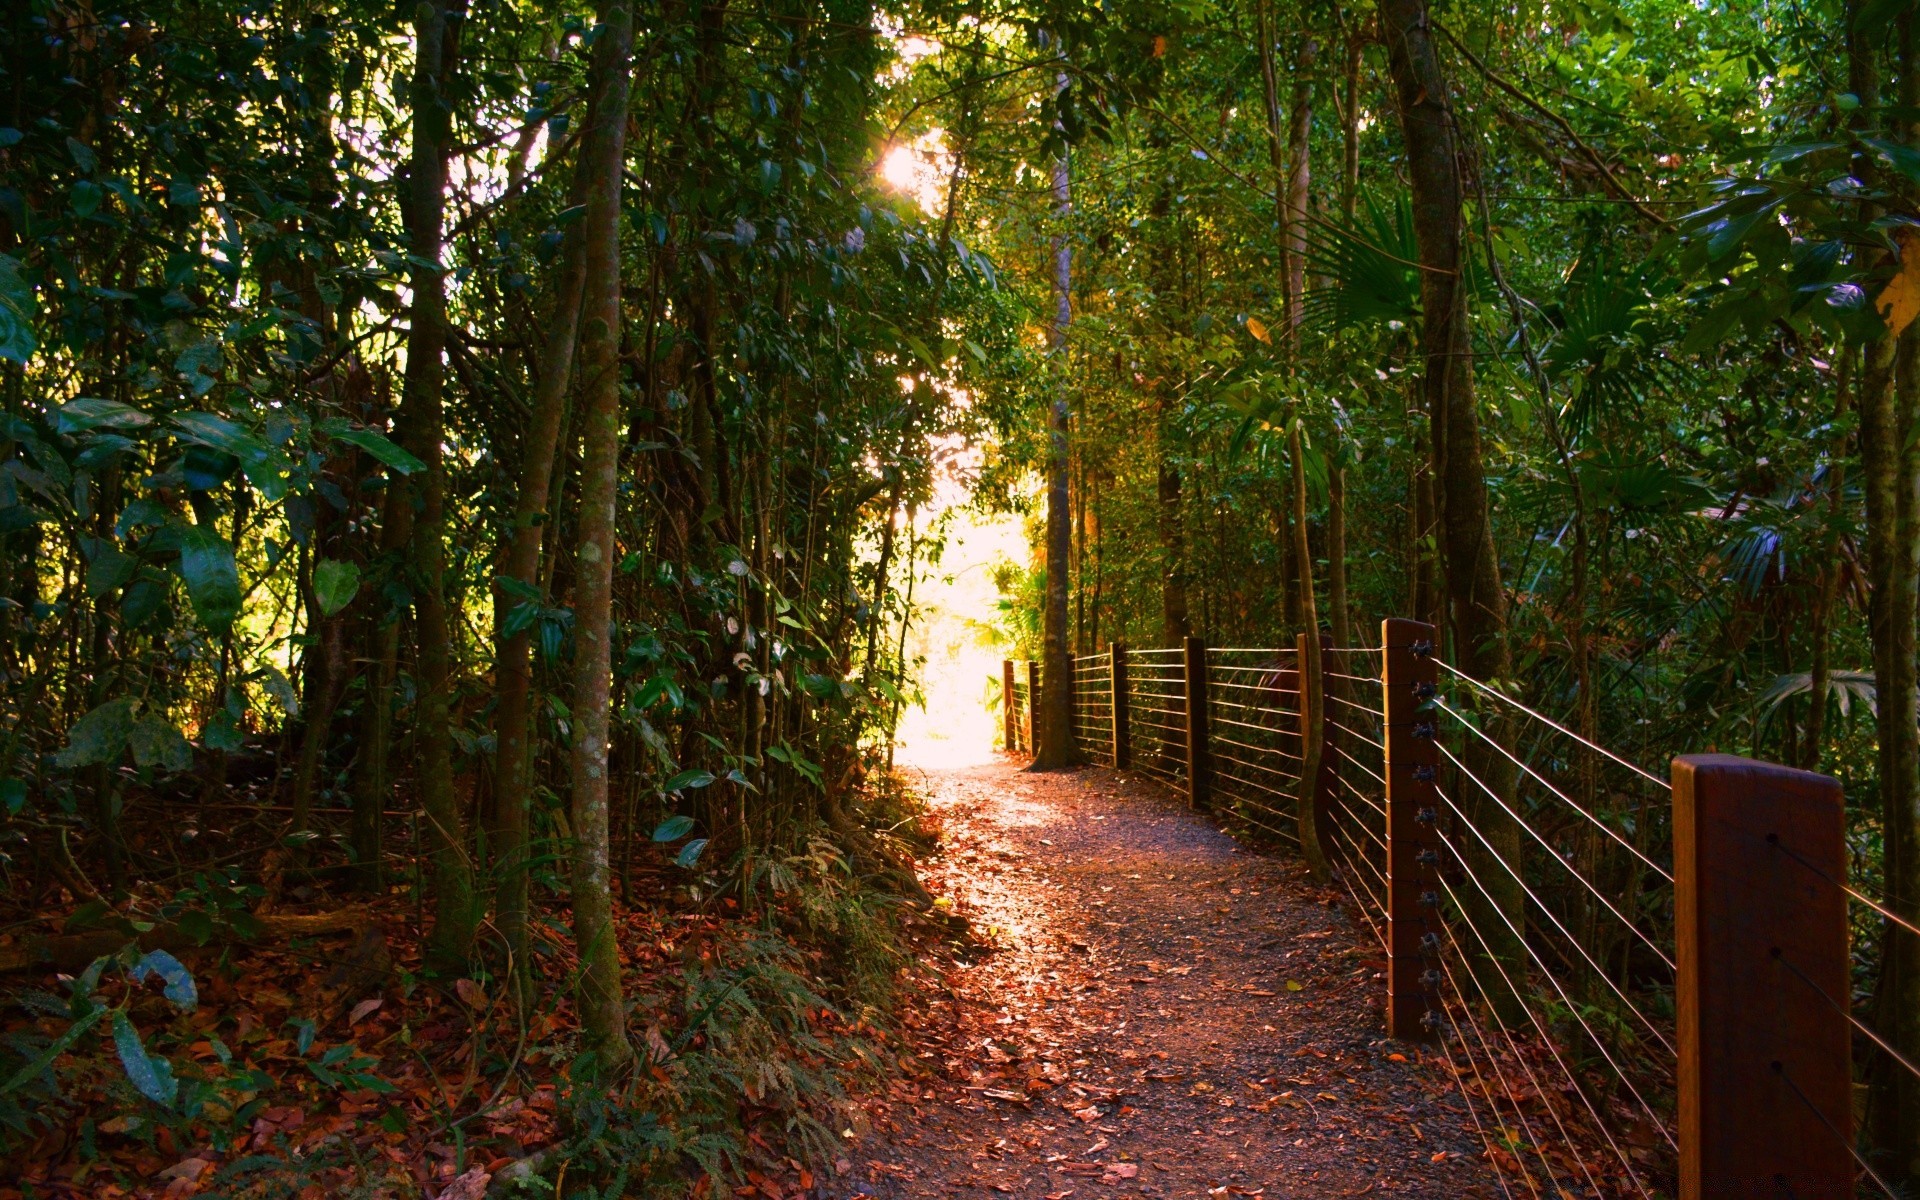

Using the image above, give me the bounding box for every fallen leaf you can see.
[1387,1052,1407,1063]
[454,978,488,1009]
[440,1167,492,1200]
[349,997,383,1025]
[1102,1163,1140,1182]
[1285,980,1304,992]
[158,1158,210,1182]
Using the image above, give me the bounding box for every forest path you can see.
[844,758,1495,1200]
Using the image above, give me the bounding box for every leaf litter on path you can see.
[841,759,1501,1198]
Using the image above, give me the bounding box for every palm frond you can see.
[1757,670,1882,719]
[1301,194,1421,334]
[1543,258,1680,439]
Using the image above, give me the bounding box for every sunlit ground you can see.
[892,505,1027,772]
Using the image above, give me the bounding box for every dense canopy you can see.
[3,0,1918,1194]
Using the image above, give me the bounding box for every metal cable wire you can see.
[1435,870,1658,1199]
[1774,949,1920,1086]
[1433,697,1675,885]
[1431,775,1680,1060]
[1330,739,1387,786]
[1327,800,1388,887]
[1429,794,1679,1145]
[1228,808,1302,846]
[1433,739,1676,972]
[1766,836,1920,943]
[1775,1062,1903,1199]
[1330,776,1388,845]
[1426,957,1528,1200]
[1321,815,1387,951]
[1435,661,1667,789]
[1431,937,1563,1199]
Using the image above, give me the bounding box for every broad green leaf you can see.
[177,524,241,632]
[170,411,269,462]
[315,558,360,616]
[174,338,223,396]
[675,838,710,868]
[128,714,193,773]
[0,253,36,365]
[0,777,23,816]
[86,544,137,598]
[652,814,695,841]
[662,769,715,793]
[55,397,151,434]
[326,424,425,474]
[111,1010,178,1107]
[201,709,245,753]
[256,665,299,718]
[55,698,135,768]
[0,1008,102,1098]
[129,950,198,1010]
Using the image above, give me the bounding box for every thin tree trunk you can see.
[565,0,636,1071]
[492,168,590,994]
[1379,0,1522,994]
[402,0,475,971]
[1803,349,1852,769]
[1856,11,1920,1176]
[1034,64,1075,771]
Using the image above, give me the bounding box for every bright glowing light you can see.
[877,130,954,217]
[882,144,919,190]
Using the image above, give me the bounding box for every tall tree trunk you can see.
[1158,400,1190,647]
[1855,11,1920,1177]
[1259,12,1330,876]
[402,0,476,972]
[1378,0,1523,992]
[1863,324,1920,1182]
[492,168,590,994]
[1327,453,1351,646]
[1328,26,1360,649]
[1803,350,1852,769]
[1034,65,1075,771]
[566,0,636,1071]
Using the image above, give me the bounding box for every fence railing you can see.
[1002,618,1897,1198]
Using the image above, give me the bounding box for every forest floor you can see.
[845,757,1495,1199]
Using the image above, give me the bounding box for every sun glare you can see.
[878,131,953,217]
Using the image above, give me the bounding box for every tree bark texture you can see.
[492,167,590,993]
[1035,68,1075,771]
[1378,0,1523,991]
[565,0,637,1071]
[402,0,476,972]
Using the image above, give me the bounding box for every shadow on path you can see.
[846,757,1497,1199]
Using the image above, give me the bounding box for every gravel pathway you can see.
[844,757,1497,1199]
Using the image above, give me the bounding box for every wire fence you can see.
[1125,647,1187,789]
[1017,622,1890,1197]
[1204,646,1303,849]
[1071,651,1114,767]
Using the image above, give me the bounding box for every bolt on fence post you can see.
[1672,754,1852,1200]
[1026,659,1041,757]
[1184,635,1210,809]
[1381,618,1442,1043]
[1110,642,1130,770]
[1002,659,1016,752]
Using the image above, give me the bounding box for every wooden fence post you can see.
[1381,618,1441,1042]
[1672,754,1852,1200]
[1300,630,1337,863]
[1025,659,1041,757]
[1002,659,1017,752]
[1110,642,1130,769]
[1184,636,1210,809]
